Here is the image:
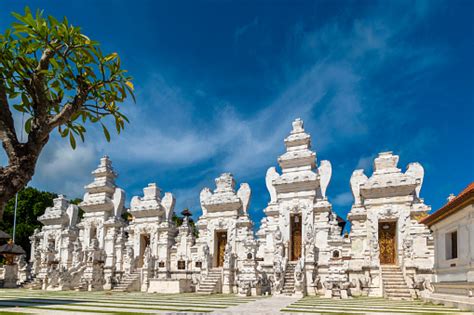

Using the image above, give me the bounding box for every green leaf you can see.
[104,52,118,62]
[13,104,26,113]
[21,93,29,106]
[69,132,76,149]
[24,117,32,133]
[102,123,110,142]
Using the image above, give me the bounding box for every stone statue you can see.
[294,258,305,294]
[403,238,414,260]
[223,242,232,268]
[123,245,135,274]
[274,226,282,243]
[72,240,83,267]
[143,245,152,270]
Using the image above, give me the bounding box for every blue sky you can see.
[1,0,473,228]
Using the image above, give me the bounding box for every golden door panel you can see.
[291,214,302,261]
[379,222,396,264]
[216,231,227,267]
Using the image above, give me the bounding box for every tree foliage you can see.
[0,187,56,259]
[172,212,199,238]
[0,7,134,219]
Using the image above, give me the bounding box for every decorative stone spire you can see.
[278,118,316,171]
[373,152,400,175]
[283,118,312,152]
[355,152,424,200]
[271,118,333,197]
[200,173,250,214]
[129,183,175,221]
[215,173,236,194]
[85,155,117,195]
[38,195,78,227]
[80,155,124,217]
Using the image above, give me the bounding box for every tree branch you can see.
[0,78,20,163]
[31,48,55,119]
[47,83,89,129]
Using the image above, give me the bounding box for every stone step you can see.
[383,276,405,280]
[386,293,412,298]
[382,271,404,275]
[383,282,408,286]
[383,280,406,284]
[385,287,411,291]
[385,285,411,290]
[383,278,407,282]
[199,286,216,290]
[200,282,217,286]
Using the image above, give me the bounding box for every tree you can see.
[0,7,134,220]
[172,212,199,238]
[0,187,56,259]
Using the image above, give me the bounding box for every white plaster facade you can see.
[23,118,437,299]
[422,183,474,310]
[256,118,347,297]
[347,152,434,298]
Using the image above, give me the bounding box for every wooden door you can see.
[216,231,227,267]
[290,214,302,261]
[379,222,396,264]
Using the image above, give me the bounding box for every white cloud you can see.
[1,1,444,211]
[30,138,97,199]
[332,192,354,206]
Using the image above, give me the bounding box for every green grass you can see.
[0,289,257,314]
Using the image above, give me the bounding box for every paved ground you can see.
[211,295,298,314]
[282,296,474,314]
[0,290,472,315]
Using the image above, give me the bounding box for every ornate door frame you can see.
[378,221,397,265]
[215,230,227,267]
[290,213,302,261]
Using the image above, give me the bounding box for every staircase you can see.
[20,276,41,289]
[381,265,412,300]
[282,262,297,295]
[196,269,222,294]
[112,271,141,292]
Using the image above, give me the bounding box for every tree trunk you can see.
[0,138,47,222]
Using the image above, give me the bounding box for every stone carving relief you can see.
[162,192,176,222]
[318,160,332,199]
[406,162,424,198]
[237,183,251,214]
[265,167,279,204]
[350,170,368,205]
[199,188,212,216]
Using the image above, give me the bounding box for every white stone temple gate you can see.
[23,118,435,299]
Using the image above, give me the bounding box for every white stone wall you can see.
[431,204,474,282]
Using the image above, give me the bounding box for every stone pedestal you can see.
[148,279,193,293]
[2,264,18,288]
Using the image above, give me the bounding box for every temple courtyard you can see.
[0,290,472,315]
